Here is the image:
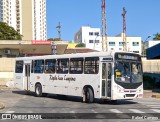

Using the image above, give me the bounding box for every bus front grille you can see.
[125,94,135,97]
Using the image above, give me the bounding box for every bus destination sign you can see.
[115,53,141,61]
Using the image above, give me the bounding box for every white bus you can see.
[14,51,143,103]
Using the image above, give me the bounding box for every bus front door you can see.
[24,64,30,91]
[102,63,112,98]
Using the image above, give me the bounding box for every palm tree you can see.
[153,33,160,40]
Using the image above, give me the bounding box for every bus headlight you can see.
[117,85,124,93]
[138,88,143,93]
[137,86,143,93]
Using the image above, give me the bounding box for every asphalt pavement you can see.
[0,85,160,110]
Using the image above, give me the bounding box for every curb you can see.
[0,102,5,109]
[152,94,160,98]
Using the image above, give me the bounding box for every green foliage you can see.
[143,75,156,90]
[0,22,22,40]
[48,38,60,41]
[75,43,86,47]
[153,33,160,40]
[69,41,73,43]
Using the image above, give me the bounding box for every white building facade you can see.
[0,0,47,40]
[74,26,142,55]
[74,26,101,51]
[0,0,17,29]
[32,0,47,40]
[144,40,160,48]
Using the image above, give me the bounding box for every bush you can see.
[143,75,156,90]
[75,43,85,47]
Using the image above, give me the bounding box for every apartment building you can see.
[74,26,142,55]
[74,26,101,51]
[0,0,47,40]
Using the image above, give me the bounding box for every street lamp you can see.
[142,35,151,57]
[94,33,99,50]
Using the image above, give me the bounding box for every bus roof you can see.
[15,51,140,61]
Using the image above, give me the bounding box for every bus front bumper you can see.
[111,92,143,100]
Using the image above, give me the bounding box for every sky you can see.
[46,0,160,42]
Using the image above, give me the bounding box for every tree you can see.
[75,43,86,47]
[48,38,60,41]
[153,33,160,40]
[0,22,22,40]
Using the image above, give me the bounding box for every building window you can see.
[133,42,139,46]
[133,51,139,53]
[89,32,93,36]
[119,42,124,46]
[89,40,93,43]
[94,32,99,36]
[95,40,99,43]
[109,42,115,46]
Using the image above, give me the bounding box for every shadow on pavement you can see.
[12,90,138,105]
[12,90,35,96]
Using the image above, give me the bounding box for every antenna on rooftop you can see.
[56,22,61,41]
[122,7,127,51]
[101,0,107,51]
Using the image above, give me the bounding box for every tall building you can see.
[0,0,47,40]
[74,26,142,55]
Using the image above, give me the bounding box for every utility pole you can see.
[101,0,107,51]
[56,22,61,41]
[122,7,127,51]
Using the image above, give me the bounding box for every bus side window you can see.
[15,61,23,73]
[56,59,69,74]
[34,60,44,73]
[84,57,99,74]
[70,58,83,74]
[44,59,56,73]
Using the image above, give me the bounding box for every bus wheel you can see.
[35,84,42,97]
[85,88,94,103]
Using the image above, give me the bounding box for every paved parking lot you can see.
[0,85,160,121]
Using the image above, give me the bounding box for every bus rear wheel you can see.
[83,87,94,103]
[35,84,42,97]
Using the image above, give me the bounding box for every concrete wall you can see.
[142,58,160,73]
[0,58,15,85]
[0,49,19,57]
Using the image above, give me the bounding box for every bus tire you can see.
[84,87,94,103]
[35,84,42,97]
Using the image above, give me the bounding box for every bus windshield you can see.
[115,61,143,83]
